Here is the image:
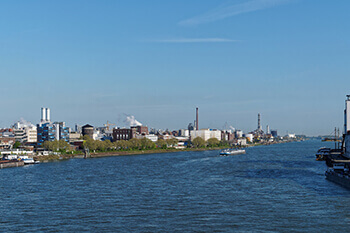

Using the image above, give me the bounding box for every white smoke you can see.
[230,126,235,132]
[13,118,35,129]
[124,114,142,127]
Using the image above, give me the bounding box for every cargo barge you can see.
[322,95,350,189]
[325,169,350,189]
[0,160,25,169]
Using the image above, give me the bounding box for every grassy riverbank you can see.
[34,147,227,162]
[33,140,295,162]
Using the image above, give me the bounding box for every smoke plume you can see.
[14,118,35,129]
[123,114,142,127]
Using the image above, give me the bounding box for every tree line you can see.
[41,136,230,153]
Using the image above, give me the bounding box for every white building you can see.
[235,130,243,138]
[145,134,158,142]
[190,129,221,141]
[12,120,37,143]
[236,138,247,146]
[179,129,190,137]
[69,132,82,143]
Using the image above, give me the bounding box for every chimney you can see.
[46,108,51,122]
[41,107,46,122]
[196,107,199,130]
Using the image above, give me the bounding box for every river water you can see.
[1,140,349,232]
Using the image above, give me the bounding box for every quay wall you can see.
[0,161,25,169]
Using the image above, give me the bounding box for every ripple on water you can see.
[0,141,349,232]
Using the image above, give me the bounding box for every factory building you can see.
[133,126,149,135]
[113,128,136,141]
[12,120,37,143]
[190,129,221,142]
[235,130,243,138]
[179,129,190,137]
[221,131,235,141]
[13,127,37,143]
[271,130,278,137]
[112,126,149,141]
[36,108,69,147]
[37,122,70,147]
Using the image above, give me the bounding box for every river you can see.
[1,140,349,232]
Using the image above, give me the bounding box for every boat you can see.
[23,158,39,164]
[315,147,331,161]
[220,148,246,156]
[325,166,350,189]
[18,156,39,165]
[322,95,350,189]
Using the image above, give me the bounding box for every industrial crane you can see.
[104,121,116,131]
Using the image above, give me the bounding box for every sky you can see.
[0,0,349,136]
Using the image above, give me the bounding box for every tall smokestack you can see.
[258,113,261,131]
[46,108,51,122]
[41,107,46,122]
[196,107,199,130]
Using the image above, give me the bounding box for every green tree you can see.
[166,138,179,148]
[104,140,113,151]
[13,141,21,149]
[207,138,220,147]
[129,138,141,150]
[96,140,106,151]
[42,140,72,153]
[192,137,206,148]
[58,140,71,152]
[140,138,156,149]
[219,140,230,147]
[116,140,131,150]
[85,138,97,151]
[156,139,167,149]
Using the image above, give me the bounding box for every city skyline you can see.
[1,0,350,135]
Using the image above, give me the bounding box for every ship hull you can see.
[325,171,350,189]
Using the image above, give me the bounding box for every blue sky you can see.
[0,0,349,135]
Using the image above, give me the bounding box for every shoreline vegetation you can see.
[34,137,296,163]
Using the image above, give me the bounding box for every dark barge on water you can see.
[318,95,350,189]
[0,160,25,169]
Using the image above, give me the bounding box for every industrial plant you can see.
[0,106,297,166]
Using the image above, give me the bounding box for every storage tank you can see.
[82,124,94,139]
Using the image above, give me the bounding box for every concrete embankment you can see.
[0,161,25,169]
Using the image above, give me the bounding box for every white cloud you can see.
[179,0,292,26]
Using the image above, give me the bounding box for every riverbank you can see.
[34,147,227,162]
[34,140,297,162]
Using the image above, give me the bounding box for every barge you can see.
[220,149,246,156]
[322,95,350,189]
[0,160,25,169]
